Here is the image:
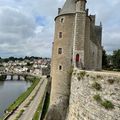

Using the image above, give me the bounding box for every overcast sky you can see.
[0,0,119,58]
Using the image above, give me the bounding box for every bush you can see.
[96,75,103,79]
[77,71,86,80]
[15,109,24,120]
[86,74,89,77]
[93,95,114,110]
[93,94,102,103]
[92,82,102,91]
[80,71,86,77]
[101,100,114,109]
[107,79,115,84]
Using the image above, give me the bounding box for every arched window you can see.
[60,18,64,23]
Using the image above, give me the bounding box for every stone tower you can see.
[73,0,87,68]
[46,0,102,120]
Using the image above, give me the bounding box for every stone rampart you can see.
[66,69,120,120]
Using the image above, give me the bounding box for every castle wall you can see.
[84,16,90,69]
[48,0,103,119]
[97,48,102,70]
[84,16,102,70]
[49,14,75,120]
[66,70,120,120]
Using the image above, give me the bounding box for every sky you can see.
[0,0,119,58]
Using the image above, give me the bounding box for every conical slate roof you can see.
[59,0,76,15]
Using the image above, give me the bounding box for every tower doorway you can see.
[76,54,80,67]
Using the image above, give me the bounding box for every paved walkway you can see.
[7,77,47,120]
[19,78,47,120]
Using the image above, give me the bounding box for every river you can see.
[0,80,31,117]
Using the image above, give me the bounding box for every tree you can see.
[112,49,120,69]
[102,49,108,69]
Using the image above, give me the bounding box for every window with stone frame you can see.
[59,32,62,38]
[60,17,64,23]
[58,48,62,54]
[59,65,62,70]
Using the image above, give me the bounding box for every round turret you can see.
[48,5,75,120]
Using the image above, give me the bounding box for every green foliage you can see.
[86,74,89,77]
[112,49,120,69]
[92,82,102,91]
[77,76,81,81]
[33,93,50,120]
[93,94,114,110]
[0,56,44,62]
[80,71,86,79]
[15,109,24,120]
[96,75,103,79]
[107,79,115,84]
[0,75,6,81]
[27,62,33,66]
[73,72,76,76]
[32,98,43,120]
[101,100,114,109]
[40,93,50,120]
[77,71,86,80]
[93,94,102,102]
[102,49,108,69]
[91,76,96,80]
[6,78,40,112]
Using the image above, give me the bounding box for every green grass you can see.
[32,96,44,120]
[40,93,50,120]
[80,71,86,79]
[6,77,40,113]
[92,82,102,91]
[77,71,86,80]
[33,89,50,120]
[93,94,114,110]
[93,94,102,102]
[101,100,114,109]
[14,109,25,120]
[107,79,115,84]
[96,75,103,79]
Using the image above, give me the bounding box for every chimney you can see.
[58,8,61,14]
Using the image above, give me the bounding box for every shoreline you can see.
[0,76,40,120]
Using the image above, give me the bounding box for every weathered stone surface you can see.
[66,70,120,120]
[45,105,62,120]
[49,0,103,119]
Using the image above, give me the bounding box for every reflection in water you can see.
[0,81,5,89]
[0,80,31,117]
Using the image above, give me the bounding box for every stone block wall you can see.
[49,14,75,120]
[66,69,120,120]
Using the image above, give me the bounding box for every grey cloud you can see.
[0,7,36,39]
[0,0,120,57]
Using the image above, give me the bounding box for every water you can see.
[0,80,31,117]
